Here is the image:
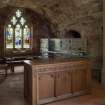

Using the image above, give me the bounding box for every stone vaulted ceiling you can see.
[0,0,102,31]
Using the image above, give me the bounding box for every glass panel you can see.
[15,24,22,48]
[11,16,17,25]
[6,24,13,48]
[20,17,26,26]
[23,25,31,48]
[16,10,22,18]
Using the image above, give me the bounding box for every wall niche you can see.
[65,30,81,38]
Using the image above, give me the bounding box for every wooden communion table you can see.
[24,58,91,105]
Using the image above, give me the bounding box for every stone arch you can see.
[65,30,81,38]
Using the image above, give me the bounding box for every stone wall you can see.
[102,0,105,86]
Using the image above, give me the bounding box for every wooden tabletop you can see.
[24,57,89,66]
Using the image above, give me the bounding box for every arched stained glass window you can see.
[5,9,32,49]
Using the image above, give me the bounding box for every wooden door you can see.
[39,73,55,99]
[55,71,72,96]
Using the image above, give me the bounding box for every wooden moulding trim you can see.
[38,91,88,105]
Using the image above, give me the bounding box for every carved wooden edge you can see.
[32,61,89,75]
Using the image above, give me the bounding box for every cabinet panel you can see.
[39,74,54,99]
[56,71,72,96]
[72,69,87,93]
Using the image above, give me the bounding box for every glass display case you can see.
[40,38,88,58]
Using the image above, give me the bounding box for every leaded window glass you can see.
[5,9,32,50]
[20,17,26,26]
[23,25,31,48]
[6,24,13,48]
[16,10,22,18]
[11,16,17,25]
[15,24,22,48]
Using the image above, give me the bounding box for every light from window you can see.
[6,24,13,48]
[16,10,22,18]
[5,9,32,49]
[11,16,17,25]
[15,24,22,48]
[20,17,26,26]
[23,25,31,48]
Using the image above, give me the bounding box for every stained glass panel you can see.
[16,10,21,18]
[20,17,26,26]
[11,16,17,25]
[15,24,22,48]
[23,25,31,48]
[6,24,13,48]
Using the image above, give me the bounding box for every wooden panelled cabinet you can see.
[39,74,55,99]
[55,71,72,96]
[72,69,88,93]
[24,59,91,105]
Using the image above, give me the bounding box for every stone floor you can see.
[0,72,105,105]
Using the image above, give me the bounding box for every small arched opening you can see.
[65,30,81,38]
